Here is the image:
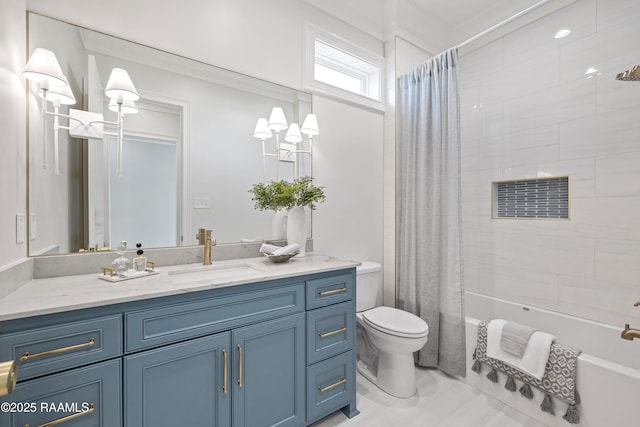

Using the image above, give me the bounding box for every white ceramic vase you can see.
[286,206,307,256]
[271,209,288,240]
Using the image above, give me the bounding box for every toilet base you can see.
[357,351,417,398]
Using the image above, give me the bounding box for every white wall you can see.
[312,96,384,264]
[0,0,27,267]
[26,0,383,90]
[0,0,390,274]
[460,0,640,327]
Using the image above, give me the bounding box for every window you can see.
[305,24,384,110]
[492,177,569,219]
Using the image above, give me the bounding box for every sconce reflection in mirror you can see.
[253,108,319,181]
[24,48,140,177]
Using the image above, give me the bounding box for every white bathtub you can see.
[464,291,640,427]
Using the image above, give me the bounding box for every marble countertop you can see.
[0,255,359,322]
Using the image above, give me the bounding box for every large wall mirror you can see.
[27,12,313,257]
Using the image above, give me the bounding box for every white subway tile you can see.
[559,197,640,241]
[596,151,640,197]
[477,263,559,311]
[559,275,640,327]
[503,0,597,67]
[501,234,594,277]
[595,239,640,284]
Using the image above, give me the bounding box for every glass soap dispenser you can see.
[133,242,147,272]
[111,240,131,274]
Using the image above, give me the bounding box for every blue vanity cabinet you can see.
[0,314,123,427]
[123,280,307,427]
[0,359,122,427]
[124,313,305,427]
[124,332,231,427]
[0,267,358,427]
[304,270,358,424]
[232,313,305,427]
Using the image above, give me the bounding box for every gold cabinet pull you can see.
[24,403,95,427]
[318,377,346,393]
[318,287,347,297]
[20,338,96,362]
[222,349,228,394]
[236,344,243,388]
[318,327,347,338]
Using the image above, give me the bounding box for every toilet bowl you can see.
[356,262,429,398]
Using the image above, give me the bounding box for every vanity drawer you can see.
[306,301,355,365]
[0,359,121,427]
[126,283,304,352]
[306,273,355,309]
[306,350,355,424]
[0,315,122,380]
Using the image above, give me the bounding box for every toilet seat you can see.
[362,306,429,339]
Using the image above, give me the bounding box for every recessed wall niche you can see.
[492,176,569,220]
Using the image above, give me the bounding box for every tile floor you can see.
[311,367,547,427]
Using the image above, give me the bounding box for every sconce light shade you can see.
[23,48,68,88]
[285,123,302,143]
[109,99,139,114]
[267,107,288,131]
[301,114,319,136]
[253,118,272,139]
[39,85,76,106]
[105,68,139,102]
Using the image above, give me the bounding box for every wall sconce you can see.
[253,117,274,182]
[253,109,319,181]
[24,48,140,177]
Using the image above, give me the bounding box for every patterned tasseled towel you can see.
[472,321,582,424]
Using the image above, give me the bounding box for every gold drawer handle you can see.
[24,403,95,427]
[318,327,347,338]
[222,349,228,394]
[318,287,347,297]
[20,338,96,362]
[318,377,346,393]
[236,344,243,388]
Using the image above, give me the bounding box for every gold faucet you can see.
[621,324,640,340]
[201,230,216,265]
[621,301,640,340]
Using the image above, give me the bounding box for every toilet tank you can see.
[356,261,382,312]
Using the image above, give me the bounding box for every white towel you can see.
[272,243,300,256]
[259,243,281,255]
[486,319,555,380]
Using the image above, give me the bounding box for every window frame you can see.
[304,24,385,111]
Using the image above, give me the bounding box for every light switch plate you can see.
[16,214,25,244]
[193,198,210,209]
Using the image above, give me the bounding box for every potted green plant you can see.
[249,176,325,255]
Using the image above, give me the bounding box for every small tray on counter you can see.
[98,268,159,282]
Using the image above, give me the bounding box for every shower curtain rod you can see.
[454,0,553,50]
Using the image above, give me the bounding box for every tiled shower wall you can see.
[459,0,640,327]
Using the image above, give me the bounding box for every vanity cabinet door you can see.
[124,332,231,427]
[0,359,121,427]
[232,313,305,427]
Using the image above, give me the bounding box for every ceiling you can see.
[301,0,545,51]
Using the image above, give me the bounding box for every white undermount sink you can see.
[168,263,264,285]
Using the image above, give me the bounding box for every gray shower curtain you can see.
[396,48,466,377]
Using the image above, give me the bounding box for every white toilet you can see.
[355,262,429,398]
